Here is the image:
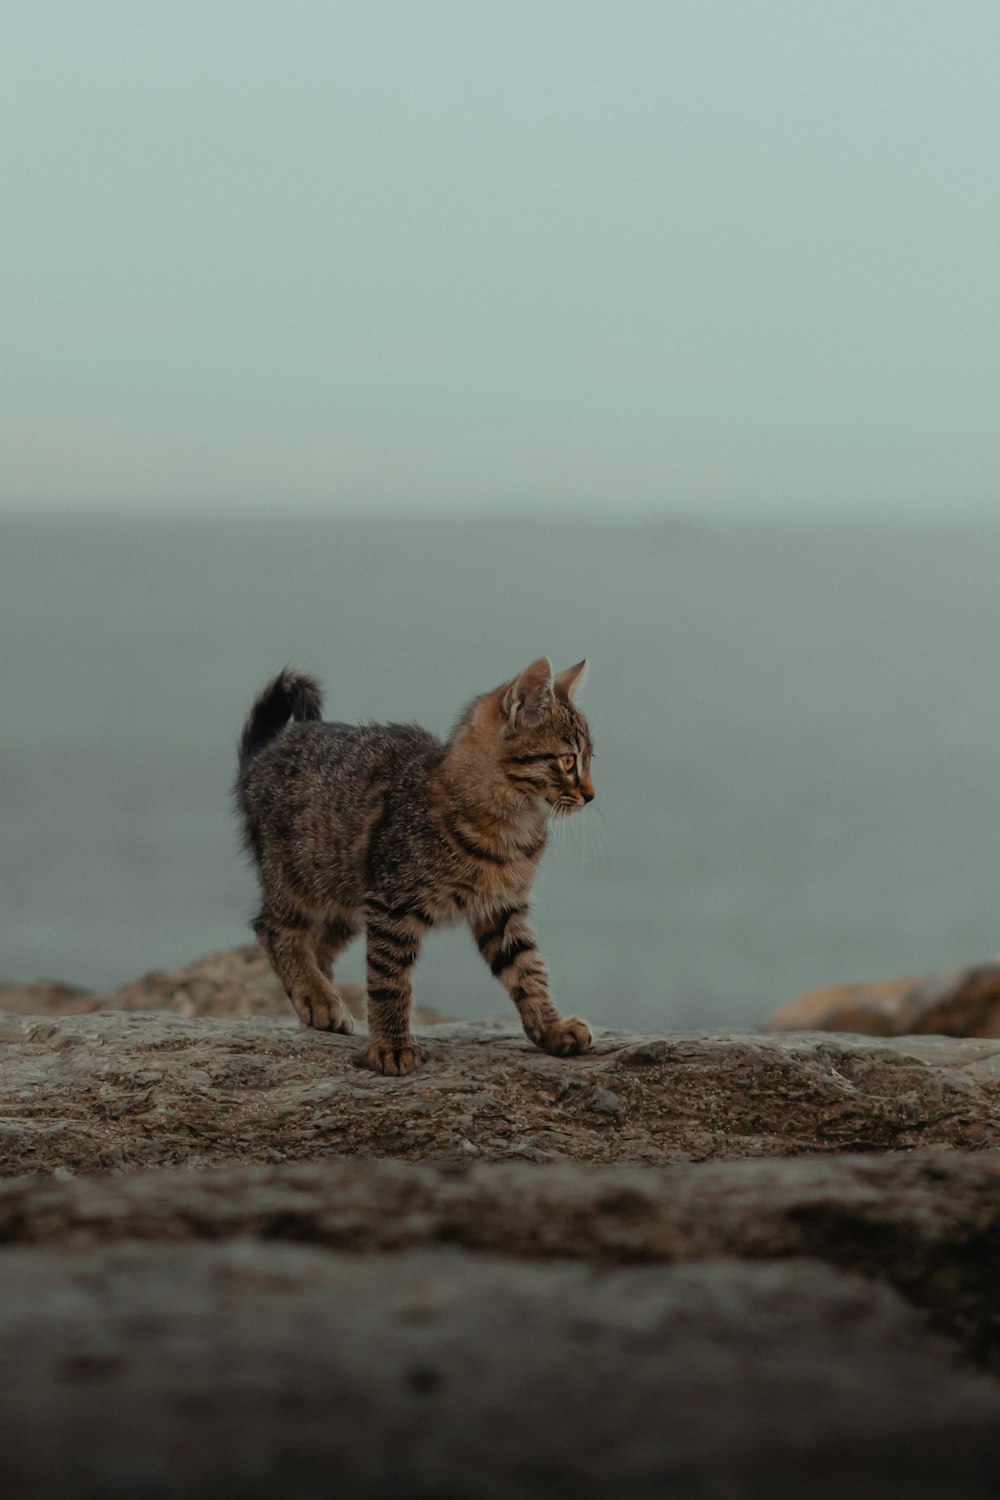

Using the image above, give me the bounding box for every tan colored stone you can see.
[1,943,448,1026]
[0,979,93,1015]
[763,960,1000,1038]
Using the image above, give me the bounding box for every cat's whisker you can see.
[581,806,610,872]
[583,819,608,870]
[550,801,605,872]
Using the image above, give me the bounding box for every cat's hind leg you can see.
[255,903,354,1033]
[313,910,359,977]
[313,910,365,1021]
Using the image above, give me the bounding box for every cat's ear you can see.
[553,659,588,704]
[502,657,554,729]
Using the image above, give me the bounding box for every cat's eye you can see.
[559,753,577,773]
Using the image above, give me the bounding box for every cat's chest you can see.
[469,856,534,908]
[431,829,543,923]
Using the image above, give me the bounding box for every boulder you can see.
[0,978,93,1015]
[763,960,1000,1038]
[0,942,447,1024]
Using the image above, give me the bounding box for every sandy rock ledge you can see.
[3,1012,1000,1174]
[3,969,1000,1498]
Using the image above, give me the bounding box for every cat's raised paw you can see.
[539,1017,593,1057]
[306,998,354,1034]
[316,1010,354,1035]
[288,987,354,1033]
[365,1039,427,1076]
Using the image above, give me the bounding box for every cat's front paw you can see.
[313,1006,354,1035]
[365,1038,427,1076]
[539,1017,592,1057]
[289,986,354,1034]
[308,996,355,1032]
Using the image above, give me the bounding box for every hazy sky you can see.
[3,2,999,518]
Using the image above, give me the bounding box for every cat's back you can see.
[238,718,443,904]
[242,718,441,796]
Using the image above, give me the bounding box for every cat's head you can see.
[454,656,595,815]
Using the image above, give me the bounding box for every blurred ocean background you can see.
[3,514,998,1031]
[5,8,1000,1031]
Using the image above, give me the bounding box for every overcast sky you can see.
[2,2,999,519]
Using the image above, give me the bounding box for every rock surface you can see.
[765,959,1000,1038]
[3,1240,999,1500]
[3,1010,1000,1176]
[3,1150,1000,1366]
[4,947,1000,1497]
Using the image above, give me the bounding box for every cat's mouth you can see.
[549,795,586,818]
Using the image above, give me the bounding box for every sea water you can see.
[2,515,999,1031]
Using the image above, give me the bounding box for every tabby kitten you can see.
[234,657,595,1075]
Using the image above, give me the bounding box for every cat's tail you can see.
[237,668,324,770]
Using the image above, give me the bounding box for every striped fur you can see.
[234,658,595,1075]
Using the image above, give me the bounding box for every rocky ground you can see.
[3,946,1000,1498]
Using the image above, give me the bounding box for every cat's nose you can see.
[581,789,595,804]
